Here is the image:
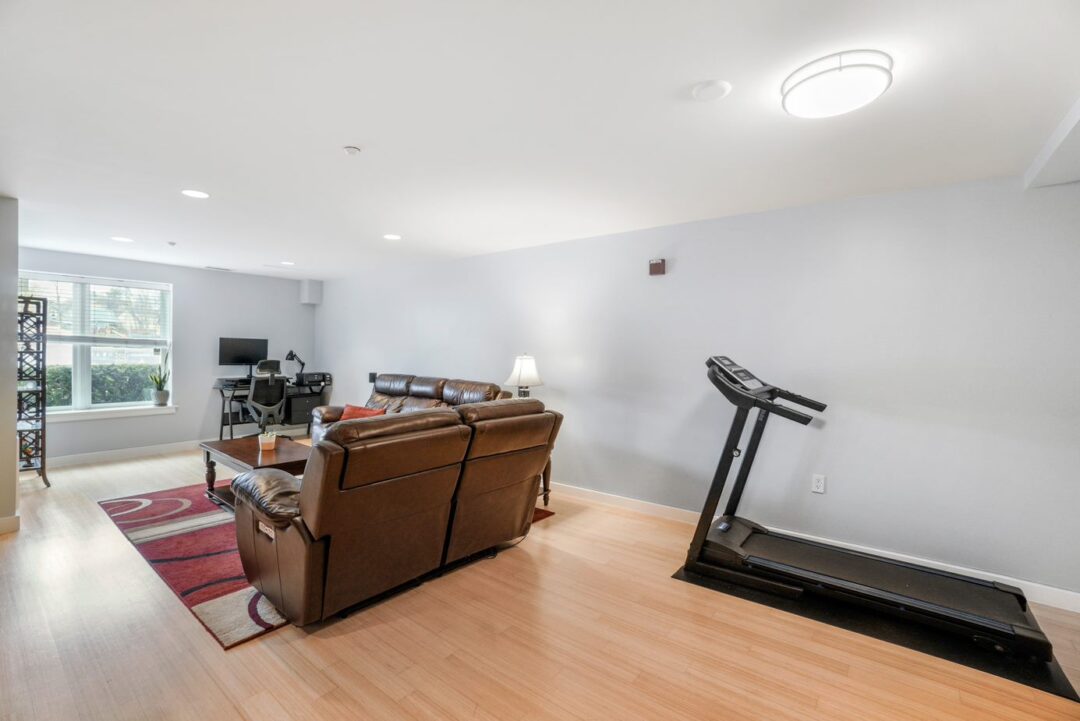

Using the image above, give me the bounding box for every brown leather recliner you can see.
[231,400,562,626]
[445,399,563,563]
[311,373,511,444]
[232,409,471,625]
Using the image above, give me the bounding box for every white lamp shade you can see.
[504,355,543,388]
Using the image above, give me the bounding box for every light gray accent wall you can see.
[19,249,317,456]
[0,198,17,525]
[313,177,1080,592]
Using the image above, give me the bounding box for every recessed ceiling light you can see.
[690,79,733,102]
[383,234,402,241]
[781,50,893,119]
[280,261,295,266]
[181,189,210,199]
[343,145,363,156]
[110,236,134,243]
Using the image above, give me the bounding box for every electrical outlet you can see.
[811,474,827,494]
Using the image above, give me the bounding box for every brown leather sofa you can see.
[231,399,562,626]
[311,373,511,444]
[445,400,563,563]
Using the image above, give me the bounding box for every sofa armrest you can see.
[232,469,302,526]
[312,405,344,424]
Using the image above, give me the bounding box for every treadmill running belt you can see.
[741,533,1033,629]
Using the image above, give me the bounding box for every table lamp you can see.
[504,355,543,398]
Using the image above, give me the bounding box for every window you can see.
[18,271,173,411]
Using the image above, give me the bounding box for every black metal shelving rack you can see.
[17,296,49,487]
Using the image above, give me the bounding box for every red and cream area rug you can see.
[100,482,557,649]
[98,482,286,649]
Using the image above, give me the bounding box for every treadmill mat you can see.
[743,532,1033,629]
[673,567,1078,702]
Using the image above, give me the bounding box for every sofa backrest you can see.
[298,408,472,617]
[365,373,508,413]
[444,398,563,563]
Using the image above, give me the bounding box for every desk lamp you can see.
[286,350,305,381]
[504,355,543,398]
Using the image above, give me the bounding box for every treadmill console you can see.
[710,356,765,391]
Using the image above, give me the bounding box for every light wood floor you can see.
[2,451,1078,721]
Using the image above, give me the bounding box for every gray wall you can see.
[313,178,1080,593]
[20,249,317,456]
[0,198,17,528]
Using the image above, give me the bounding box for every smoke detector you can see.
[691,80,733,102]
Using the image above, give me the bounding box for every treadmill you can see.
[684,355,1053,662]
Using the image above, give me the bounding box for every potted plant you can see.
[149,348,171,406]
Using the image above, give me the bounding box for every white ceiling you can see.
[2,0,1079,279]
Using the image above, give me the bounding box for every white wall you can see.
[0,198,18,532]
[19,249,317,457]
[314,177,1080,593]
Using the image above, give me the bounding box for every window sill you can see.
[47,405,178,423]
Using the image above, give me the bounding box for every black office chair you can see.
[246,362,287,433]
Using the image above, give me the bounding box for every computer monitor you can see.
[218,337,268,372]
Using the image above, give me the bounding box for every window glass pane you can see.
[18,277,78,336]
[90,346,160,405]
[45,342,73,408]
[20,272,173,410]
[89,284,169,341]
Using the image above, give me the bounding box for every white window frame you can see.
[19,270,174,413]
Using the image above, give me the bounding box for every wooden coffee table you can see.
[200,436,310,510]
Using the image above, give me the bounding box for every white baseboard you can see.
[0,513,20,535]
[552,481,700,523]
[551,481,1080,614]
[49,439,204,468]
[48,427,309,469]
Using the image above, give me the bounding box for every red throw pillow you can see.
[340,405,386,421]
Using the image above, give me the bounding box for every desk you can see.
[213,376,332,440]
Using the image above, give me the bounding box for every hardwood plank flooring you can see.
[1,450,1078,720]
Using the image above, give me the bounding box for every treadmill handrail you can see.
[707,365,815,425]
[774,387,827,413]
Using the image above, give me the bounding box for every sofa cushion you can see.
[401,396,450,412]
[373,373,414,396]
[457,400,556,460]
[408,376,447,399]
[341,405,387,421]
[366,392,407,413]
[443,379,502,406]
[325,407,462,446]
[456,398,545,423]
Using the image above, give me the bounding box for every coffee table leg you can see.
[205,453,216,496]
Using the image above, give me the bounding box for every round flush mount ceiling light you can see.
[280,261,295,266]
[343,145,363,156]
[181,189,210,199]
[690,79,733,102]
[110,236,134,243]
[383,234,402,241]
[781,49,893,119]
